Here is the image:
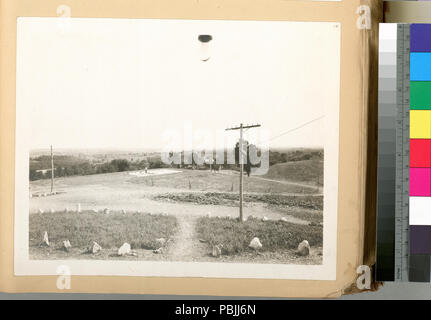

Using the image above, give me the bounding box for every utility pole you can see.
[50,145,54,194]
[225,123,261,222]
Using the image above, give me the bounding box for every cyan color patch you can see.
[411,52,431,81]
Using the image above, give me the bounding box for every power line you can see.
[267,115,325,142]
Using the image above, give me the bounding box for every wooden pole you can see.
[225,123,261,222]
[239,124,244,222]
[50,145,54,193]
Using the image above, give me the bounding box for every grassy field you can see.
[29,163,323,263]
[128,169,317,194]
[153,192,323,210]
[29,211,178,251]
[263,160,323,185]
[195,216,323,255]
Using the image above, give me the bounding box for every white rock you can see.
[118,243,131,256]
[280,217,288,222]
[153,248,163,254]
[155,238,166,246]
[89,242,102,254]
[50,208,54,213]
[262,216,269,222]
[77,203,81,213]
[42,231,49,246]
[249,237,262,250]
[212,245,222,257]
[297,240,310,256]
[103,208,110,214]
[38,208,44,214]
[92,209,98,213]
[63,240,71,251]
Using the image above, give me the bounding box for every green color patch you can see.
[411,81,431,109]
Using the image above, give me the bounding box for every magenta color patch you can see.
[410,168,431,197]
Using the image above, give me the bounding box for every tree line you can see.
[29,148,323,181]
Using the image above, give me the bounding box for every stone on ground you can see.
[212,245,222,257]
[262,216,269,222]
[89,242,102,254]
[38,208,44,214]
[103,208,110,214]
[297,240,310,256]
[155,238,166,246]
[118,243,131,256]
[63,240,71,252]
[280,217,288,222]
[42,231,50,246]
[249,237,262,250]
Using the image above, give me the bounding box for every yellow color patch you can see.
[411,110,431,139]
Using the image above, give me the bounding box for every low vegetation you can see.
[153,192,323,210]
[29,211,178,250]
[196,216,323,255]
[263,160,323,185]
[29,148,324,181]
[29,155,160,181]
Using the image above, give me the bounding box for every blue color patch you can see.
[411,52,431,81]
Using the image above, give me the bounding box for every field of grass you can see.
[275,207,323,225]
[262,160,323,185]
[29,211,178,251]
[153,192,323,210]
[129,170,316,194]
[195,216,323,255]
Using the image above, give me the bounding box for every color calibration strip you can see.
[376,23,399,282]
[377,23,431,282]
[409,24,431,283]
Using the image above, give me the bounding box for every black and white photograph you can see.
[14,18,340,280]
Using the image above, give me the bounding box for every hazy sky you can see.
[17,18,340,151]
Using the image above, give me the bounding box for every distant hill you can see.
[262,159,323,185]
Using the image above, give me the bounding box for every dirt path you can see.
[165,215,208,261]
